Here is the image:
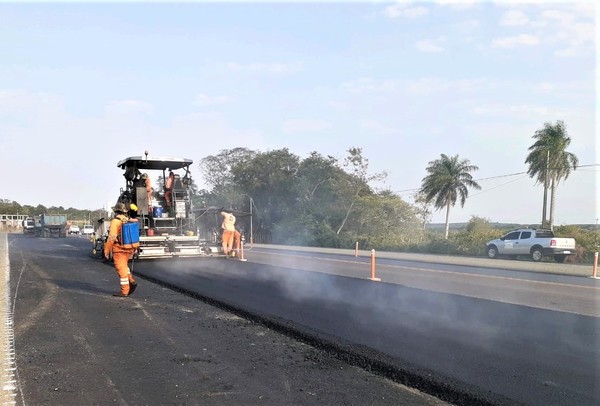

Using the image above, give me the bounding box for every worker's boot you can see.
[115,278,130,297]
[129,281,138,295]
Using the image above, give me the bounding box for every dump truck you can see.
[34,214,68,238]
[22,217,35,235]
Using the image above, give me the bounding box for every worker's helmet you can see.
[112,202,127,213]
[129,203,138,212]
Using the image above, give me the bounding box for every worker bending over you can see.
[220,210,237,256]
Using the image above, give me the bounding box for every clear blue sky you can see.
[0,0,597,225]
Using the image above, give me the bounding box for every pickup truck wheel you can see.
[487,246,499,259]
[531,247,544,262]
[554,254,567,263]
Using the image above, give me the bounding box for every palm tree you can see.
[525,120,578,229]
[420,154,481,239]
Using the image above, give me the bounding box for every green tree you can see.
[0,200,22,215]
[466,215,493,234]
[199,147,257,190]
[412,191,433,232]
[196,147,258,209]
[295,152,341,205]
[286,152,347,245]
[452,216,501,256]
[525,120,578,229]
[336,147,387,236]
[349,190,420,249]
[231,148,301,236]
[420,154,481,239]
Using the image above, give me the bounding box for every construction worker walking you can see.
[104,202,138,297]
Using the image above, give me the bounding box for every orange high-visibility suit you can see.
[142,174,152,213]
[220,211,236,255]
[104,212,137,296]
[165,171,175,208]
[233,230,241,251]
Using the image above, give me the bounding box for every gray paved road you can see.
[252,243,594,277]
[247,246,600,317]
[5,233,449,406]
[5,234,600,405]
[135,247,600,406]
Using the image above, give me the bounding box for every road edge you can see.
[251,243,593,277]
[0,233,16,405]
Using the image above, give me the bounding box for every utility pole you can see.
[595,218,599,251]
[249,197,253,247]
[241,194,254,247]
[541,149,549,228]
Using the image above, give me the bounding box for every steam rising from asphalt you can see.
[158,254,503,342]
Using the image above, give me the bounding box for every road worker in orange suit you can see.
[104,202,138,297]
[220,210,236,256]
[232,229,241,257]
[165,170,175,208]
[141,173,152,213]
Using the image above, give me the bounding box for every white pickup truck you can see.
[486,228,576,263]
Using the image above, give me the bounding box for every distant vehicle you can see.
[35,214,68,238]
[91,218,111,260]
[486,228,576,263]
[81,225,94,236]
[22,217,35,235]
[68,225,80,235]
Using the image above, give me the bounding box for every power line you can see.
[475,171,526,182]
[392,163,598,196]
[469,175,530,198]
[474,164,598,182]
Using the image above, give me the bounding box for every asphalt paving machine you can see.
[112,152,227,259]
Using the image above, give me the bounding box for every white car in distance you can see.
[81,225,94,236]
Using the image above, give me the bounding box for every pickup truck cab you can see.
[486,228,576,263]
